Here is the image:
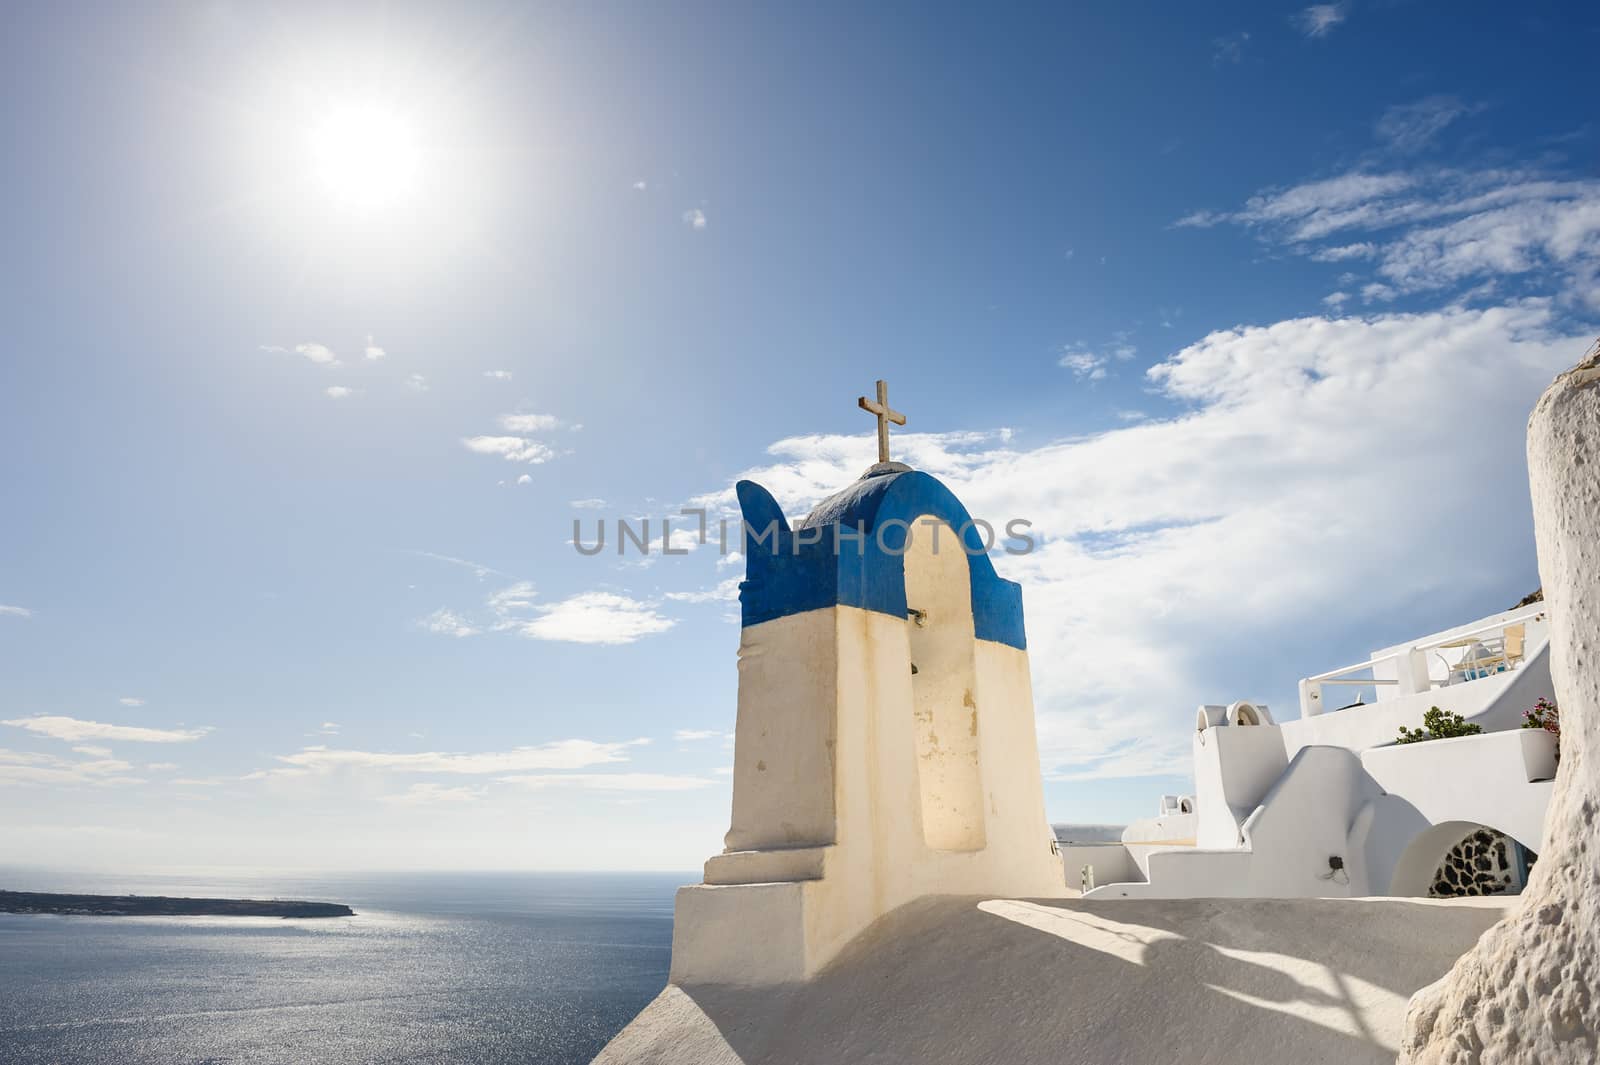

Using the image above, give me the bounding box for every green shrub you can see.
[1395,706,1483,744]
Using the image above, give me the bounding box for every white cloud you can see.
[410,550,516,582]
[505,591,675,645]
[2,715,210,744]
[498,772,716,791]
[1376,96,1480,152]
[118,696,145,707]
[405,373,429,392]
[673,729,725,742]
[487,581,538,619]
[683,208,707,230]
[380,782,484,804]
[318,722,340,735]
[72,745,113,758]
[516,474,532,486]
[710,303,1587,779]
[0,605,32,618]
[633,180,648,191]
[418,607,479,638]
[483,370,513,380]
[1294,3,1345,37]
[0,747,143,787]
[271,737,648,775]
[364,335,386,360]
[1180,166,1600,307]
[484,581,674,644]
[664,578,741,604]
[1060,338,1137,381]
[325,386,357,399]
[462,436,557,464]
[570,498,607,509]
[499,413,561,432]
[1323,291,1350,308]
[145,762,178,771]
[295,342,337,365]
[1310,242,1376,262]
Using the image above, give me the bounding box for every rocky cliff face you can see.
[1400,344,1600,1064]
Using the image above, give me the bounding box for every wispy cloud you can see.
[500,591,675,645]
[483,370,513,380]
[1059,340,1137,381]
[409,550,517,582]
[268,737,648,775]
[325,386,357,399]
[499,413,561,432]
[1376,96,1482,152]
[498,772,716,791]
[570,498,607,509]
[664,578,741,604]
[1212,31,1250,66]
[2,715,210,744]
[261,342,339,366]
[0,605,31,618]
[462,436,557,464]
[118,696,145,707]
[682,208,707,230]
[1294,3,1346,38]
[417,608,479,638]
[405,373,430,392]
[0,747,144,788]
[379,782,484,804]
[673,729,726,742]
[1175,165,1600,306]
[364,335,386,360]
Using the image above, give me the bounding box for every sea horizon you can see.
[0,868,684,1065]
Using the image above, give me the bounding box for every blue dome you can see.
[733,467,1026,650]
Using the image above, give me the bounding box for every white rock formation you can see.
[1400,344,1600,1064]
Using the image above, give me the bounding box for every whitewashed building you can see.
[1076,602,1557,900]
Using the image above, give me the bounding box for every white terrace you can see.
[1077,601,1556,901]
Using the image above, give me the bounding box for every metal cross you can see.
[857,379,907,464]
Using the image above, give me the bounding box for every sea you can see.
[0,867,683,1065]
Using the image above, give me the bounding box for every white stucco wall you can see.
[1058,843,1141,891]
[1088,730,1556,901]
[1192,723,1287,849]
[1121,811,1197,844]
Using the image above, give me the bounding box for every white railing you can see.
[1298,604,1547,718]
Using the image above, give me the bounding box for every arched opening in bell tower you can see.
[903,515,987,852]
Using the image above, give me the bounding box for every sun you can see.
[308,103,421,212]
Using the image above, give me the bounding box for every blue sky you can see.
[2,1,1596,871]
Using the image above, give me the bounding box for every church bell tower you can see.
[669,382,1065,986]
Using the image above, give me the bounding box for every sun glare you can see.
[309,103,420,212]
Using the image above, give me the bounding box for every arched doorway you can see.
[1389,820,1536,897]
[903,514,986,852]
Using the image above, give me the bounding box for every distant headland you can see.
[0,890,355,918]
